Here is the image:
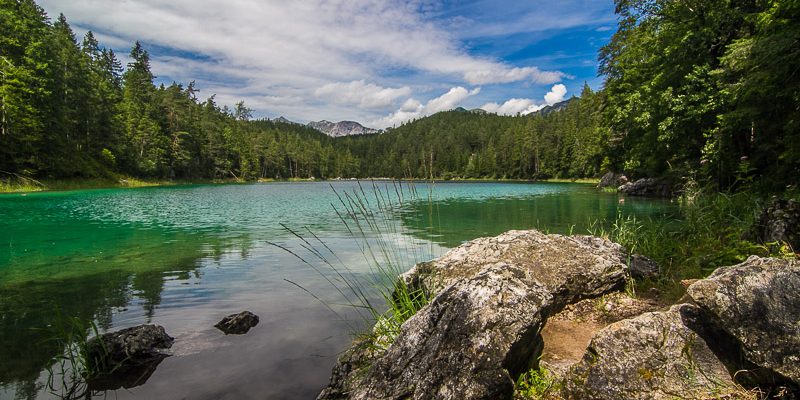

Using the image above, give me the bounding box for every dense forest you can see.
[0,0,358,181]
[1,0,798,190]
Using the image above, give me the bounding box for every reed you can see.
[270,180,442,349]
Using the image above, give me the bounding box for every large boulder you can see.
[597,172,628,189]
[754,197,800,251]
[320,230,638,400]
[562,304,742,399]
[687,256,800,385]
[617,178,675,197]
[403,230,644,295]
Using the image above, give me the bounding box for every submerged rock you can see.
[562,304,741,399]
[687,256,800,386]
[597,172,628,189]
[320,230,639,400]
[617,178,675,197]
[215,311,259,335]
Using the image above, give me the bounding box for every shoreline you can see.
[0,176,600,194]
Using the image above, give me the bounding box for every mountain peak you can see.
[308,120,380,138]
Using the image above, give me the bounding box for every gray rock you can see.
[618,178,675,197]
[755,197,800,251]
[687,256,800,385]
[562,304,741,399]
[215,311,260,335]
[403,230,635,298]
[597,172,628,189]
[87,324,173,374]
[320,230,634,400]
[629,254,660,280]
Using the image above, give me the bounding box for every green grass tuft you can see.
[515,367,562,399]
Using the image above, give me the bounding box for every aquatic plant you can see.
[42,314,108,400]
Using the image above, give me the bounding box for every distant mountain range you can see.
[273,99,575,137]
[272,116,380,137]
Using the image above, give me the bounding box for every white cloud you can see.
[464,67,566,85]
[39,0,569,122]
[544,84,568,105]
[481,98,538,116]
[370,86,481,128]
[480,84,569,116]
[314,80,411,109]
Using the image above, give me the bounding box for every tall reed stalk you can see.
[270,180,442,349]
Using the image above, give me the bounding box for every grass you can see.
[514,367,562,399]
[41,313,115,400]
[271,180,440,354]
[588,187,797,301]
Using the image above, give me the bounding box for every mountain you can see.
[307,120,380,138]
[530,97,576,117]
[273,116,298,125]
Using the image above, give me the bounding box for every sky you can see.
[39,0,617,129]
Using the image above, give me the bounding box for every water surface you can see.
[0,181,671,399]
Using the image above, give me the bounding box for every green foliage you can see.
[601,0,800,190]
[515,367,562,399]
[591,188,795,300]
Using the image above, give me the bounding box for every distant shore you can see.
[0,176,600,194]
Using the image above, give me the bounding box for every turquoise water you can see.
[0,181,671,399]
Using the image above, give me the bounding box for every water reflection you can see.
[400,187,673,247]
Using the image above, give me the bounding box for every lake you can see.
[0,181,671,399]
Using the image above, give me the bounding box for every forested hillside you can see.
[337,87,605,179]
[0,1,358,181]
[1,0,798,190]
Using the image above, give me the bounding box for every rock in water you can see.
[687,256,800,385]
[320,230,638,400]
[215,311,259,335]
[597,172,628,189]
[562,304,740,399]
[88,324,173,367]
[86,324,173,389]
[617,178,675,197]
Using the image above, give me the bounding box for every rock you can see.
[320,230,636,400]
[215,311,259,335]
[629,254,660,280]
[597,172,628,189]
[687,256,800,385]
[317,338,375,400]
[562,304,742,399]
[552,292,660,325]
[87,324,173,387]
[617,178,675,197]
[754,197,800,251]
[403,230,637,297]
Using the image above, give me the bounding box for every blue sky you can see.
[40,0,617,128]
